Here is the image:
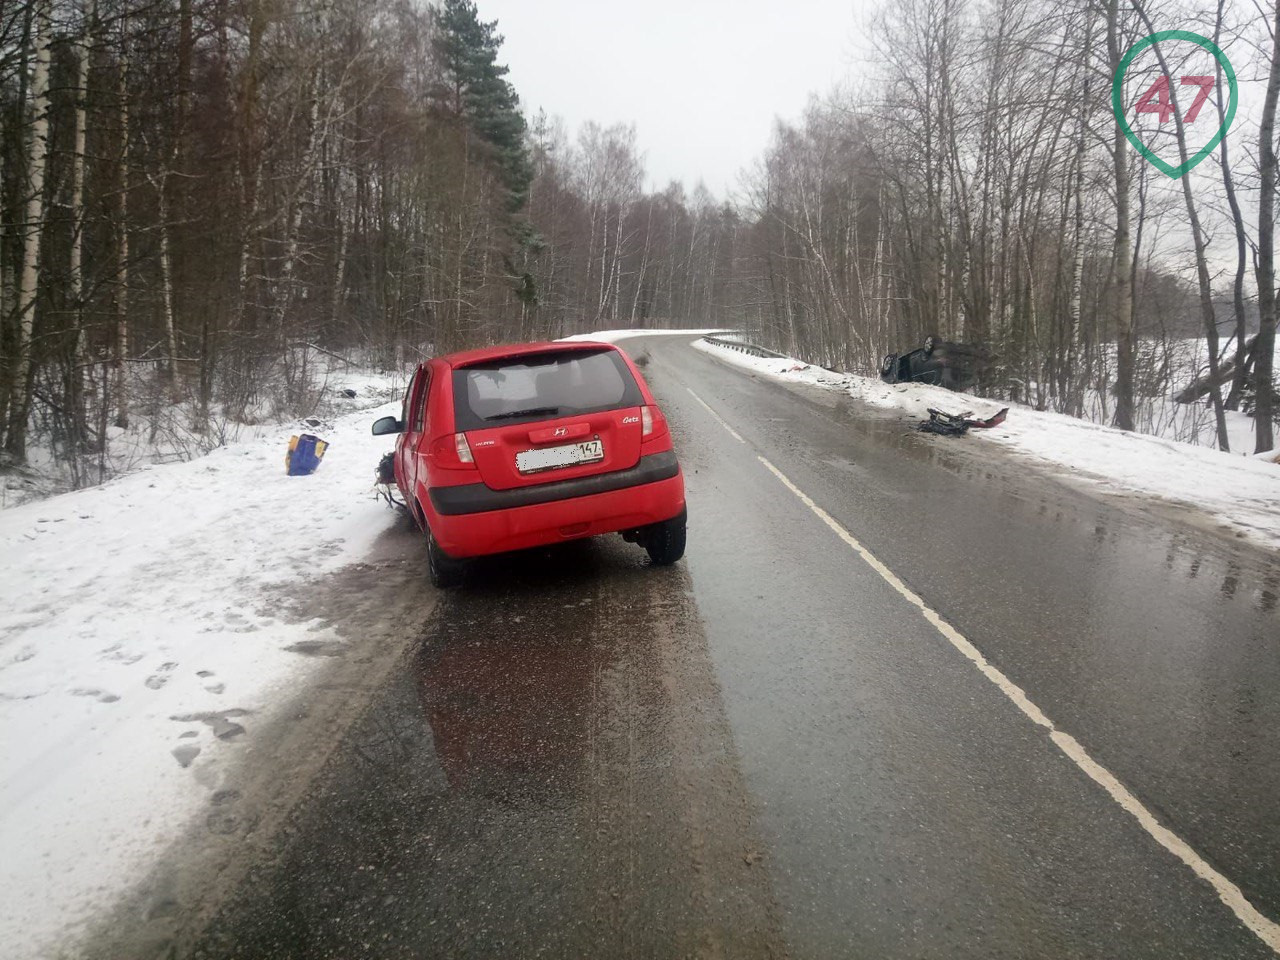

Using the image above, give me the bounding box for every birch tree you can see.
[4,0,52,459]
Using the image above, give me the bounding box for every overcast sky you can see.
[480,0,879,199]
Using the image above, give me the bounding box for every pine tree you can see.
[434,0,533,215]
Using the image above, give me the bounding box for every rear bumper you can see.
[429,450,679,516]
[426,463,685,558]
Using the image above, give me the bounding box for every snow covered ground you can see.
[0,375,406,959]
[693,338,1280,550]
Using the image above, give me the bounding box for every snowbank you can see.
[693,338,1280,550]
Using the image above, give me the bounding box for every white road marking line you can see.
[686,388,745,444]
[756,453,1280,954]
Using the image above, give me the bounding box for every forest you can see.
[0,0,1277,494]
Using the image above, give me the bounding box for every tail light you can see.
[430,432,476,468]
[640,404,668,442]
[454,432,474,463]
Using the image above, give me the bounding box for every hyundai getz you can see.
[372,341,687,587]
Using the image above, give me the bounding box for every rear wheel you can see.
[643,508,687,566]
[426,530,466,588]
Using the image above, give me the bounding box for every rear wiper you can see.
[484,406,560,421]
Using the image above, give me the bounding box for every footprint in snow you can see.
[171,709,249,740]
[209,718,245,740]
[101,647,143,665]
[71,687,120,703]
[171,744,200,768]
[145,661,179,690]
[0,690,45,702]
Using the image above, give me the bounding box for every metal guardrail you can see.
[700,335,788,359]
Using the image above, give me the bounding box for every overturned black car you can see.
[879,336,989,392]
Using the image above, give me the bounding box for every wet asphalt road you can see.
[181,336,1280,959]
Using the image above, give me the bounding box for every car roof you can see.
[439,340,616,369]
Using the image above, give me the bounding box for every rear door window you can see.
[412,371,430,432]
[403,368,429,433]
[452,349,643,431]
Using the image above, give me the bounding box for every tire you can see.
[426,530,466,588]
[643,508,687,566]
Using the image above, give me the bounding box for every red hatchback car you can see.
[372,341,687,587]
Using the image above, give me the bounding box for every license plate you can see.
[516,439,604,474]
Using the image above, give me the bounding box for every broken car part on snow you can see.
[917,407,1009,437]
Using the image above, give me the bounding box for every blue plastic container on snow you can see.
[286,434,328,476]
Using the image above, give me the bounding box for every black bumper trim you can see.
[429,450,680,516]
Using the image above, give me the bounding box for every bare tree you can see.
[1106,0,1136,432]
[1256,1,1280,453]
[1131,1,1229,450]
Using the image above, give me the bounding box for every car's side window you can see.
[402,370,421,428]
[412,372,430,432]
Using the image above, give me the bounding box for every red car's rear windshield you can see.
[451,348,644,430]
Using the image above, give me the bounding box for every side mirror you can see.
[371,416,404,436]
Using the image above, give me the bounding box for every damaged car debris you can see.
[917,407,1009,437]
[880,335,990,392]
